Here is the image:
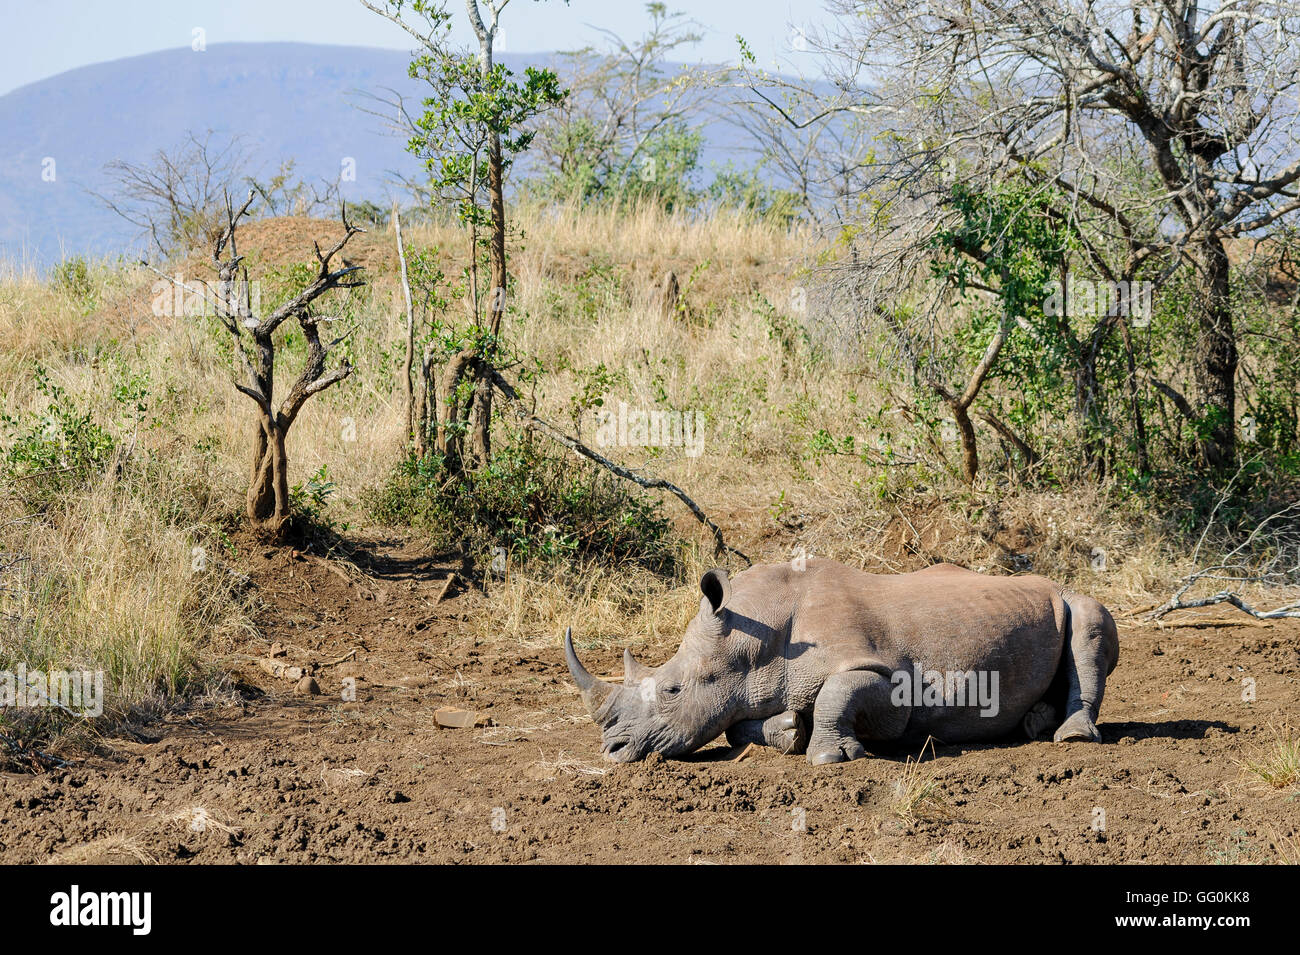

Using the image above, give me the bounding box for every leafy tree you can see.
[362,0,566,468]
[529,3,711,210]
[753,0,1300,472]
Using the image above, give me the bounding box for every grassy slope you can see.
[0,203,1292,734]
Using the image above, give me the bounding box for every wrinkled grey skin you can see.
[565,558,1119,765]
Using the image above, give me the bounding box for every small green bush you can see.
[48,256,98,311]
[1,368,116,512]
[367,437,682,575]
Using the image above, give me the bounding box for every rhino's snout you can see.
[596,711,650,761]
[601,728,664,762]
[598,702,696,762]
[566,629,638,758]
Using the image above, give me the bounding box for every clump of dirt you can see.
[1,537,1297,864]
[173,216,396,279]
[84,216,407,339]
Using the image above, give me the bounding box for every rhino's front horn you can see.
[565,627,615,714]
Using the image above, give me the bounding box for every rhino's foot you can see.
[764,710,808,755]
[1053,709,1103,743]
[806,670,904,765]
[1022,701,1058,740]
[807,734,867,765]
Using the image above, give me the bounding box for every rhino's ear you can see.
[699,567,731,616]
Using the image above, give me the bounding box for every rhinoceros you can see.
[564,558,1119,764]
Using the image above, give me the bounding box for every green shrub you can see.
[48,256,98,312]
[1,368,116,512]
[366,437,682,575]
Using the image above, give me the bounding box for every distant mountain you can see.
[0,42,766,270]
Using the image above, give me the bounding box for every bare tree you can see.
[99,132,350,260]
[393,207,418,446]
[151,193,366,535]
[97,130,251,259]
[724,40,874,225]
[245,158,342,218]
[529,3,712,204]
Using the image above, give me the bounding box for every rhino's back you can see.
[751,560,1067,738]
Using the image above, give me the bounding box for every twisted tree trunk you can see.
[158,191,367,538]
[247,416,289,527]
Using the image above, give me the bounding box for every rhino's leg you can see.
[807,670,908,765]
[725,711,808,755]
[1022,700,1058,739]
[1053,592,1120,743]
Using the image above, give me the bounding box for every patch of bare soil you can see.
[2,537,1298,865]
[177,216,395,276]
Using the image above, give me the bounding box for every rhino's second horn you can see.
[623,647,656,686]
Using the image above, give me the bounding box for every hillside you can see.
[0,42,759,269]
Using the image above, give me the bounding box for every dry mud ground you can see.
[2,539,1297,865]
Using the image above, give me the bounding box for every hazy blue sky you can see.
[1,0,830,96]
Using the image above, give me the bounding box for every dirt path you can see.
[2,539,1297,864]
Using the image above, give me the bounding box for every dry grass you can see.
[1239,723,1300,790]
[44,833,159,866]
[1271,829,1300,865]
[38,804,242,865]
[920,840,977,864]
[530,749,610,778]
[464,555,708,656]
[1,483,252,705]
[1,273,260,726]
[0,259,138,365]
[890,739,953,825]
[163,805,243,839]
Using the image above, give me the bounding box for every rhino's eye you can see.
[660,684,681,698]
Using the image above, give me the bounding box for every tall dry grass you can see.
[2,483,252,709]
